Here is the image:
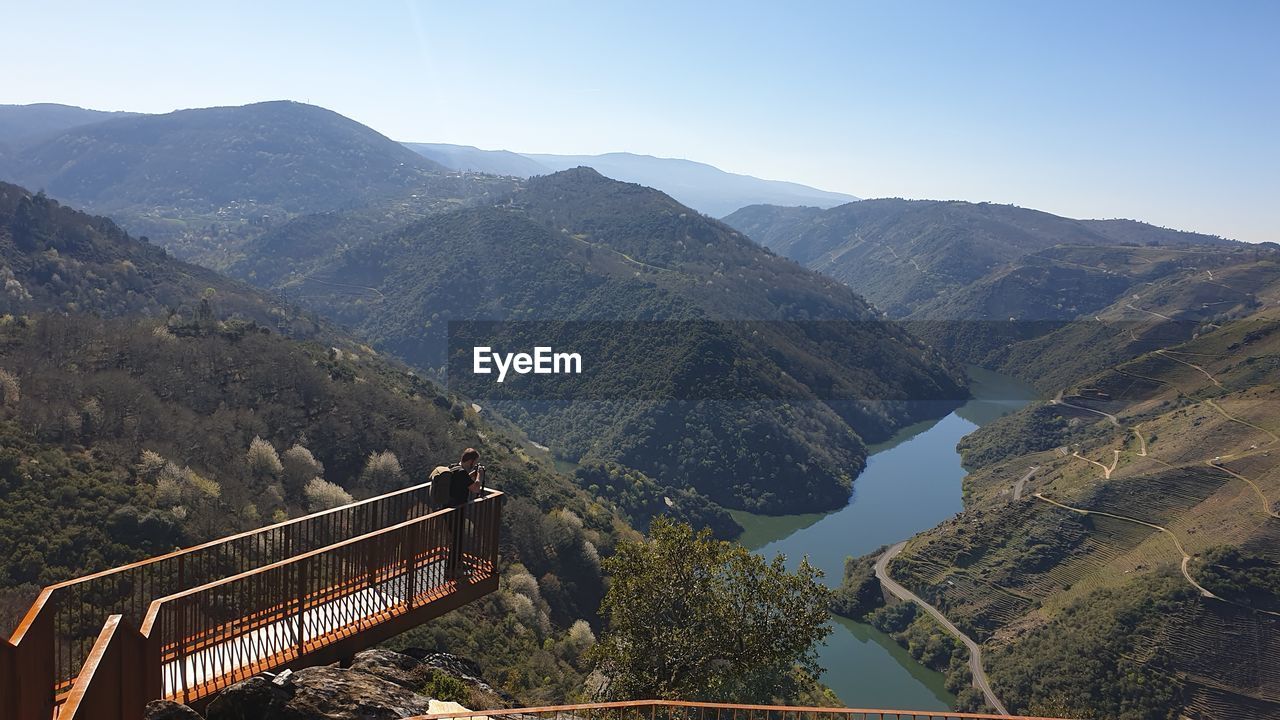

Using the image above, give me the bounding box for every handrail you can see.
[140,490,503,704]
[410,700,1071,720]
[59,616,149,720]
[8,480,435,713]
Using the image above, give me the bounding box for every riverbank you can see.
[732,367,1037,710]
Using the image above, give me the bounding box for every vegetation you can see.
[1192,546,1280,613]
[865,603,985,712]
[828,551,884,620]
[591,518,831,703]
[725,199,1238,320]
[987,574,1194,720]
[573,460,742,538]
[264,169,966,514]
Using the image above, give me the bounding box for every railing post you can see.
[296,557,309,656]
[405,521,420,610]
[10,598,55,720]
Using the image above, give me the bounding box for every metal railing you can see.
[410,700,1071,720]
[7,481,436,716]
[141,489,502,703]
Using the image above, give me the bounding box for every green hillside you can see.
[724,199,1237,319]
[881,307,1280,719]
[0,182,646,703]
[261,169,966,514]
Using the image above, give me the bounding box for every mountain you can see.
[248,168,966,515]
[879,305,1280,719]
[0,181,324,335]
[405,144,857,216]
[0,103,142,149]
[0,181,635,703]
[724,199,1237,319]
[2,101,444,217]
[405,143,551,178]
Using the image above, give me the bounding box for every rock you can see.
[348,648,423,690]
[144,700,203,720]
[279,665,433,720]
[405,651,484,680]
[206,676,295,720]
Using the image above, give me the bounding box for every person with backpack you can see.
[434,448,484,580]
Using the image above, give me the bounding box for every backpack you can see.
[428,465,455,508]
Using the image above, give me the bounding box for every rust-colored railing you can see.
[411,700,1069,720]
[41,490,502,720]
[58,616,147,720]
[9,480,435,714]
[142,489,502,704]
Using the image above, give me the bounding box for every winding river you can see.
[731,367,1037,710]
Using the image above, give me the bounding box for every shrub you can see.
[246,436,283,478]
[304,477,353,511]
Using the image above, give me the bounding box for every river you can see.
[730,367,1037,710]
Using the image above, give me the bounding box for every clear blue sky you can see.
[4,1,1277,242]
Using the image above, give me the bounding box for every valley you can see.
[0,95,1275,719]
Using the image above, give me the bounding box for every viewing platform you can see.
[0,484,505,719]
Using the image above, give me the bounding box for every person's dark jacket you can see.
[446,464,475,508]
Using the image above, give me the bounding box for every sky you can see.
[3,1,1277,242]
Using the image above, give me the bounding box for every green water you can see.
[732,367,1038,710]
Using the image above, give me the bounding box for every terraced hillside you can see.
[884,308,1280,719]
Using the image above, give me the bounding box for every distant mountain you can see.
[0,103,142,149]
[252,168,965,514]
[404,143,857,217]
[404,143,551,178]
[2,101,444,216]
[724,199,1237,319]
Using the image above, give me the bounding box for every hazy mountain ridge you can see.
[0,103,143,149]
[406,143,857,216]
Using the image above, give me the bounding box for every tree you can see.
[591,517,831,703]
[246,435,283,479]
[304,477,353,512]
[282,444,324,498]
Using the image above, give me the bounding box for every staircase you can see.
[0,484,505,719]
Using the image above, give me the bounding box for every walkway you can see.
[3,487,504,720]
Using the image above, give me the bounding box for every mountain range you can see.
[0,97,1276,717]
[239,167,966,515]
[405,143,858,217]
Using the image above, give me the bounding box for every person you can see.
[445,448,484,580]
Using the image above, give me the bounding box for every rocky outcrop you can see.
[198,648,505,719]
[144,700,204,720]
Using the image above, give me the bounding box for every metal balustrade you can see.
[2,485,503,720]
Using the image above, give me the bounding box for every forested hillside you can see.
[262,168,966,515]
[724,199,1237,318]
[0,183,645,702]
